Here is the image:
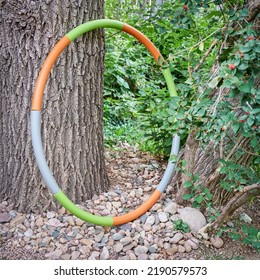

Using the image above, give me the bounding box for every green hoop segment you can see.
[31,19,179,226]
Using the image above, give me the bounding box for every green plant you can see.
[173,219,191,233]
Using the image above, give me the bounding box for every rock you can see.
[100,247,109,260]
[24,228,33,237]
[47,212,55,219]
[172,232,184,243]
[166,245,178,255]
[178,207,206,232]
[145,215,155,225]
[138,254,148,260]
[134,245,148,256]
[61,253,71,260]
[45,250,63,260]
[112,233,124,241]
[128,252,137,260]
[80,239,93,246]
[36,217,44,227]
[143,224,152,232]
[148,245,158,253]
[95,232,104,243]
[112,202,121,209]
[10,215,25,228]
[71,251,81,260]
[187,239,199,250]
[123,242,136,252]
[158,212,168,223]
[0,212,11,223]
[67,217,75,226]
[114,242,123,253]
[120,237,132,246]
[184,241,192,253]
[240,213,252,224]
[48,218,62,227]
[178,245,186,253]
[79,246,91,255]
[210,236,224,249]
[9,210,17,218]
[75,218,85,226]
[164,202,178,215]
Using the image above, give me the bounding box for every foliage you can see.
[104,0,259,246]
[173,219,191,233]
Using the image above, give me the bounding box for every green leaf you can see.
[194,195,203,203]
[184,181,193,188]
[228,232,241,241]
[238,83,251,93]
[209,76,221,89]
[250,138,258,148]
[182,193,193,200]
[199,42,204,51]
[238,63,249,70]
[232,123,240,133]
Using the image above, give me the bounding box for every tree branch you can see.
[193,40,219,73]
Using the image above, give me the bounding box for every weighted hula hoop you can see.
[31,19,180,226]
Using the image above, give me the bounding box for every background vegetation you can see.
[103,0,259,252]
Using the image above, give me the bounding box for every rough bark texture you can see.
[172,0,259,208]
[0,0,109,213]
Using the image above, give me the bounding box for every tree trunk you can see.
[0,0,109,213]
[172,0,259,210]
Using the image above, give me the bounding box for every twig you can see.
[193,39,219,73]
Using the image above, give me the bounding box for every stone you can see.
[0,212,11,223]
[114,242,123,253]
[123,242,136,252]
[61,253,71,260]
[178,245,186,253]
[47,212,55,219]
[71,251,81,260]
[45,250,63,260]
[143,224,152,232]
[120,237,132,246]
[48,218,62,227]
[36,217,44,227]
[187,239,199,250]
[79,246,91,255]
[100,247,109,260]
[24,228,33,237]
[148,245,158,253]
[128,252,137,260]
[166,245,178,255]
[172,232,184,243]
[95,232,104,243]
[164,202,178,215]
[178,207,206,232]
[10,214,25,228]
[75,218,85,226]
[138,254,148,260]
[134,245,148,256]
[184,241,192,253]
[112,233,124,241]
[145,215,155,225]
[112,202,121,209]
[158,212,168,223]
[210,236,224,249]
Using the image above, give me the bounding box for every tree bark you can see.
[0,0,109,213]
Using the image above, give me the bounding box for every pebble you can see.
[172,232,184,243]
[166,245,178,255]
[210,237,224,249]
[138,254,148,260]
[184,241,192,253]
[0,212,11,223]
[95,232,104,243]
[178,245,186,253]
[100,247,109,260]
[114,243,123,253]
[71,251,81,260]
[47,212,55,219]
[120,237,132,246]
[112,233,124,241]
[145,215,155,225]
[24,228,33,237]
[10,215,25,228]
[134,245,148,256]
[48,218,62,227]
[164,202,178,215]
[158,212,168,223]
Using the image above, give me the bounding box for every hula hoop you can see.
[31,19,180,226]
